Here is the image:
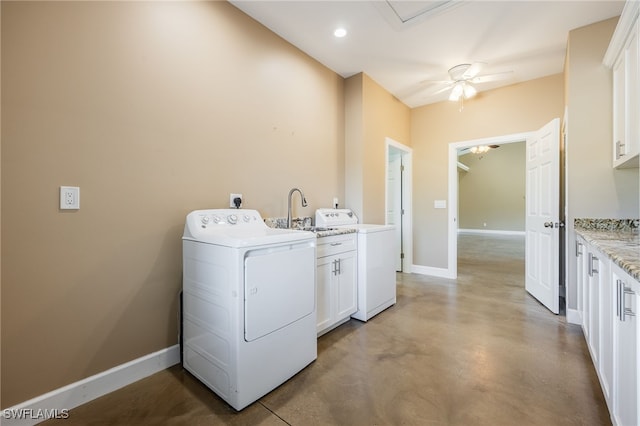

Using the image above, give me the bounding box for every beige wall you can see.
[411,74,564,269]
[565,18,639,311]
[2,1,631,409]
[1,1,344,407]
[458,142,526,231]
[345,74,365,217]
[345,73,411,224]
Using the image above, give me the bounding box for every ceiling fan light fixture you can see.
[449,82,464,101]
[470,145,490,154]
[463,83,477,99]
[448,81,476,102]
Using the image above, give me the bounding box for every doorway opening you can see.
[447,120,562,315]
[457,141,526,235]
[386,138,413,273]
[447,132,532,279]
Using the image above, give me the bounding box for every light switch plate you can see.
[434,199,447,209]
[60,186,80,209]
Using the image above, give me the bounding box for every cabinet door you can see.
[598,255,613,405]
[613,54,626,164]
[576,238,586,325]
[335,251,357,320]
[624,21,639,159]
[613,19,640,168]
[582,240,591,340]
[613,268,638,426]
[587,250,601,364]
[316,256,333,333]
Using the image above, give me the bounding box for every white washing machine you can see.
[316,208,396,321]
[182,209,317,410]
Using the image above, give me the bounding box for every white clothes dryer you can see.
[182,209,316,410]
[316,208,396,321]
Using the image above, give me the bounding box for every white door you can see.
[387,152,403,271]
[525,118,560,314]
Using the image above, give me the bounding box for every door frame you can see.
[385,137,413,273]
[447,131,532,278]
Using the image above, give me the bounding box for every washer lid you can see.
[185,226,315,247]
[183,209,315,247]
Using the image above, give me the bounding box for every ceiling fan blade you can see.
[422,83,455,97]
[462,62,485,79]
[471,71,513,84]
[418,79,454,85]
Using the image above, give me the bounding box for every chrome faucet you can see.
[287,188,308,228]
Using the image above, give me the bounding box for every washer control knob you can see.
[227,214,238,225]
[243,215,251,222]
[212,215,221,224]
[201,215,210,224]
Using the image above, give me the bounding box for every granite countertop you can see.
[264,216,356,238]
[574,219,640,281]
[313,228,357,238]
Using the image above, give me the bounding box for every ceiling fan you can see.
[458,144,500,155]
[422,62,513,103]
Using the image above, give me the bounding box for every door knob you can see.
[544,222,553,228]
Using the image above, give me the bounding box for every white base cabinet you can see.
[575,236,639,426]
[316,233,357,336]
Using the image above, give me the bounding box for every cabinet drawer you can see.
[316,234,356,258]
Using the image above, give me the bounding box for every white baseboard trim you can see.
[566,309,582,326]
[410,264,456,279]
[458,229,525,236]
[1,345,180,426]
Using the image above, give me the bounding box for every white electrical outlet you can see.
[60,186,80,209]
[229,193,243,208]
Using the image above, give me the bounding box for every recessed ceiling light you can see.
[334,28,347,38]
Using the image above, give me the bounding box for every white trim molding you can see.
[458,229,526,236]
[411,264,456,279]
[603,0,640,67]
[566,309,581,326]
[1,345,180,426]
[385,137,413,273]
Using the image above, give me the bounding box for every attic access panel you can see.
[375,0,463,29]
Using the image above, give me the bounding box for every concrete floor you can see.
[42,234,610,425]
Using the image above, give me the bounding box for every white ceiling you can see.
[229,0,625,108]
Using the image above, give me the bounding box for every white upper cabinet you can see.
[605,2,640,169]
